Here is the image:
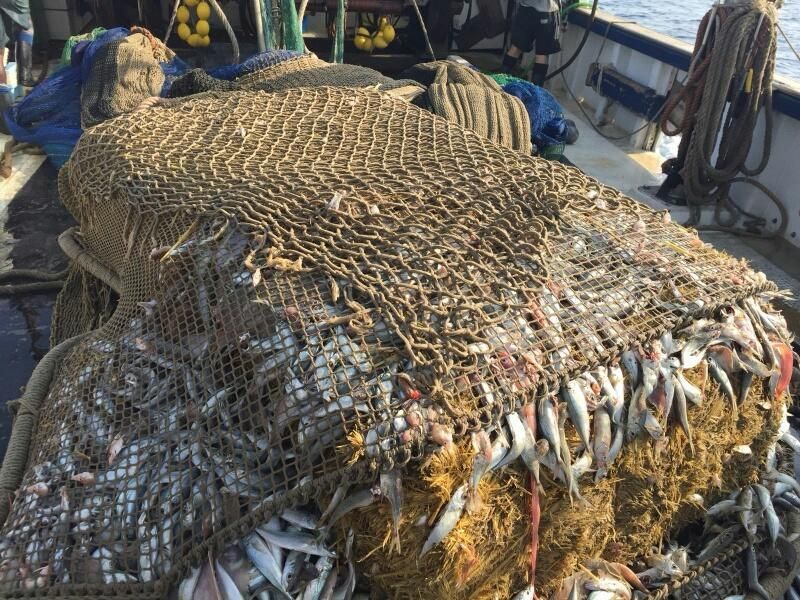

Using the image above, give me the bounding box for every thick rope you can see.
[660,0,786,237]
[253,0,267,52]
[0,268,68,282]
[208,0,240,62]
[0,281,63,296]
[57,227,123,294]
[0,332,90,527]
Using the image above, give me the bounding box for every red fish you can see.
[771,342,794,399]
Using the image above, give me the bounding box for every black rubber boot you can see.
[531,62,548,86]
[564,119,579,144]
[500,53,518,75]
[16,28,35,87]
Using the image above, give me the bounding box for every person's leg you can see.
[15,24,33,86]
[501,5,535,74]
[530,8,561,86]
[530,53,548,85]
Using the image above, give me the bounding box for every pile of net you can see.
[0,86,794,600]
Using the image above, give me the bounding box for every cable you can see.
[777,22,800,63]
[545,0,599,81]
[559,71,673,141]
[409,0,436,61]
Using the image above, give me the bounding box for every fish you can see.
[643,410,664,440]
[302,556,333,600]
[640,357,660,403]
[332,530,356,600]
[557,405,581,503]
[705,498,742,519]
[593,409,612,482]
[178,566,201,600]
[746,544,770,600]
[697,524,741,562]
[607,365,626,424]
[511,584,535,600]
[764,471,800,496]
[488,429,511,470]
[626,386,646,441]
[770,342,793,399]
[673,375,694,455]
[216,560,244,600]
[708,355,737,418]
[675,370,703,405]
[494,413,528,470]
[420,483,467,557]
[562,380,593,453]
[621,349,640,392]
[519,404,541,486]
[246,533,290,599]
[281,550,304,592]
[737,487,756,542]
[538,395,562,467]
[754,484,780,545]
[585,575,632,599]
[380,469,404,551]
[735,349,772,378]
[281,508,319,531]
[257,529,335,558]
[781,432,800,455]
[326,487,381,527]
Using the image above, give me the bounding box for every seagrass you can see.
[0,87,778,598]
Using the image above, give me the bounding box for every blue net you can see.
[207,50,301,80]
[4,42,300,167]
[490,74,569,150]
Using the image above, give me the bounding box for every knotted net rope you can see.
[0,87,774,597]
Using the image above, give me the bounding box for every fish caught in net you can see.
[0,87,792,599]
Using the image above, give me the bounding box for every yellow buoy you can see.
[378,16,389,28]
[176,5,190,23]
[372,32,388,49]
[356,26,371,37]
[177,23,191,40]
[354,34,368,50]
[195,19,210,36]
[196,1,211,19]
[199,35,211,47]
[381,24,395,43]
[362,36,373,51]
[184,0,199,6]
[187,33,201,47]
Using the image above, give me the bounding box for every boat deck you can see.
[554,89,800,330]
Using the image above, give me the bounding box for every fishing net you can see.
[0,87,779,598]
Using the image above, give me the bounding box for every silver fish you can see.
[754,484,779,545]
[494,413,528,470]
[302,556,333,600]
[562,379,593,453]
[380,469,403,551]
[608,365,626,424]
[765,471,800,496]
[511,584,535,600]
[257,529,335,558]
[643,409,664,440]
[675,370,702,406]
[247,534,290,599]
[746,544,770,600]
[621,349,640,392]
[627,386,646,440]
[216,560,244,600]
[538,395,562,467]
[326,487,381,527]
[586,575,632,599]
[593,409,612,482]
[673,375,694,455]
[488,429,511,470]
[420,483,467,557]
[708,355,737,417]
[178,566,201,600]
[467,432,493,514]
[318,482,350,526]
[737,487,756,542]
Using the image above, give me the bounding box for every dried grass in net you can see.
[337,379,784,600]
[0,88,777,597]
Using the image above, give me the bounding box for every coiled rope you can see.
[660,0,787,239]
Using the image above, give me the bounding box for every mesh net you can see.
[0,87,776,597]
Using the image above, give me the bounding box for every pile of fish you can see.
[0,215,794,598]
[549,404,800,600]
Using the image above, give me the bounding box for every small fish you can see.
[737,487,756,542]
[607,365,626,424]
[302,556,333,600]
[735,349,772,378]
[781,432,800,455]
[708,355,737,418]
[585,575,632,599]
[562,380,593,453]
[626,387,646,440]
[380,469,404,552]
[246,534,290,598]
[257,529,335,558]
[673,375,694,455]
[681,331,720,369]
[326,486,381,527]
[746,544,770,600]
[281,508,318,531]
[770,342,793,399]
[494,413,528,471]
[107,433,124,465]
[318,482,350,526]
[621,349,640,392]
[420,483,467,557]
[593,409,612,482]
[675,370,703,405]
[71,472,96,486]
[754,484,779,545]
[511,584,535,600]
[643,410,664,440]
[216,559,244,600]
[488,429,510,470]
[538,395,562,467]
[706,498,742,518]
[519,404,541,486]
[765,471,800,496]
